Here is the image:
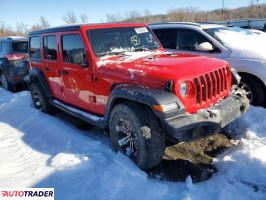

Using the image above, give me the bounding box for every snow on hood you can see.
[96,49,165,67]
[215,29,266,61]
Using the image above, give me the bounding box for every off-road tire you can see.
[239,75,266,107]
[29,82,55,114]
[0,73,16,92]
[109,102,165,170]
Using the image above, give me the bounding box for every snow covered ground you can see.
[0,88,266,200]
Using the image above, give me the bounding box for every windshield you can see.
[87,27,161,57]
[204,26,266,60]
[12,41,28,53]
[204,26,258,45]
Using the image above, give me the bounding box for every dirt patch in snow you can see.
[52,111,238,183]
[147,133,237,182]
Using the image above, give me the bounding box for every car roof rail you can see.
[149,22,201,27]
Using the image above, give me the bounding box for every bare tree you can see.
[29,16,50,32]
[16,22,28,35]
[39,16,50,28]
[62,12,78,24]
[80,13,89,23]
[143,9,151,23]
[106,12,124,22]
[0,21,5,37]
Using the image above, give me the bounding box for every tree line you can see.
[1,3,266,37]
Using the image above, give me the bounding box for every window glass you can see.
[0,42,2,52]
[152,29,177,49]
[12,41,28,53]
[62,34,85,64]
[30,36,41,59]
[176,29,213,51]
[44,35,57,60]
[87,27,160,57]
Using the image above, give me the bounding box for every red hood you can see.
[98,51,229,85]
[97,51,231,113]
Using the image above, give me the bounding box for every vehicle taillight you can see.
[5,54,25,61]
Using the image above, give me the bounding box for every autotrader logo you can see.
[0,188,54,200]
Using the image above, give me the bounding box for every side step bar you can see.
[50,99,107,129]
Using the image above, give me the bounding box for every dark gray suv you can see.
[0,36,29,92]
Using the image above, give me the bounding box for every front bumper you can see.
[165,88,249,141]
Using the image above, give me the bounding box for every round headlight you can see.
[180,82,188,97]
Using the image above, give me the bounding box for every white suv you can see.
[150,22,266,106]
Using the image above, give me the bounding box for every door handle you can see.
[44,66,50,71]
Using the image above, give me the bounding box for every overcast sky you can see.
[0,0,265,28]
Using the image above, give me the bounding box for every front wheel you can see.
[109,103,165,170]
[239,75,266,107]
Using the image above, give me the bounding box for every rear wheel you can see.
[0,73,16,92]
[239,75,266,107]
[29,82,55,113]
[109,103,165,170]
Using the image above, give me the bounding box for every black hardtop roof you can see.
[29,22,146,35]
[29,24,82,35]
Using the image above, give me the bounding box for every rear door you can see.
[42,33,64,100]
[59,31,95,112]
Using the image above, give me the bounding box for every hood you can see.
[216,30,266,61]
[98,51,229,86]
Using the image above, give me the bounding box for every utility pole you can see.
[222,0,225,21]
[257,0,259,18]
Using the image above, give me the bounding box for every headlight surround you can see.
[180,81,188,97]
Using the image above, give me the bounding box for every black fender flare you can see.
[29,68,53,97]
[104,84,185,124]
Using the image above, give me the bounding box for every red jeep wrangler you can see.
[28,23,248,169]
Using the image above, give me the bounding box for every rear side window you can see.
[29,36,41,59]
[12,41,28,53]
[175,29,210,51]
[1,42,11,53]
[153,29,177,49]
[44,35,57,60]
[62,34,85,64]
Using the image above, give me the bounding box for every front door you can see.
[59,32,95,112]
[42,33,64,100]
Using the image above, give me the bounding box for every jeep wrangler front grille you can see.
[193,67,228,105]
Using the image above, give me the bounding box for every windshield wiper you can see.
[132,47,150,52]
[98,51,126,57]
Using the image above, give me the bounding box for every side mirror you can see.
[72,50,88,68]
[196,42,214,52]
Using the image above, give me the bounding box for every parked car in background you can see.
[210,18,266,32]
[0,36,29,92]
[150,22,266,107]
[28,23,248,170]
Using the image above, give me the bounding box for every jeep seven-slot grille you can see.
[193,67,228,105]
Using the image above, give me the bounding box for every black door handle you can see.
[44,66,50,71]
[61,70,69,75]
